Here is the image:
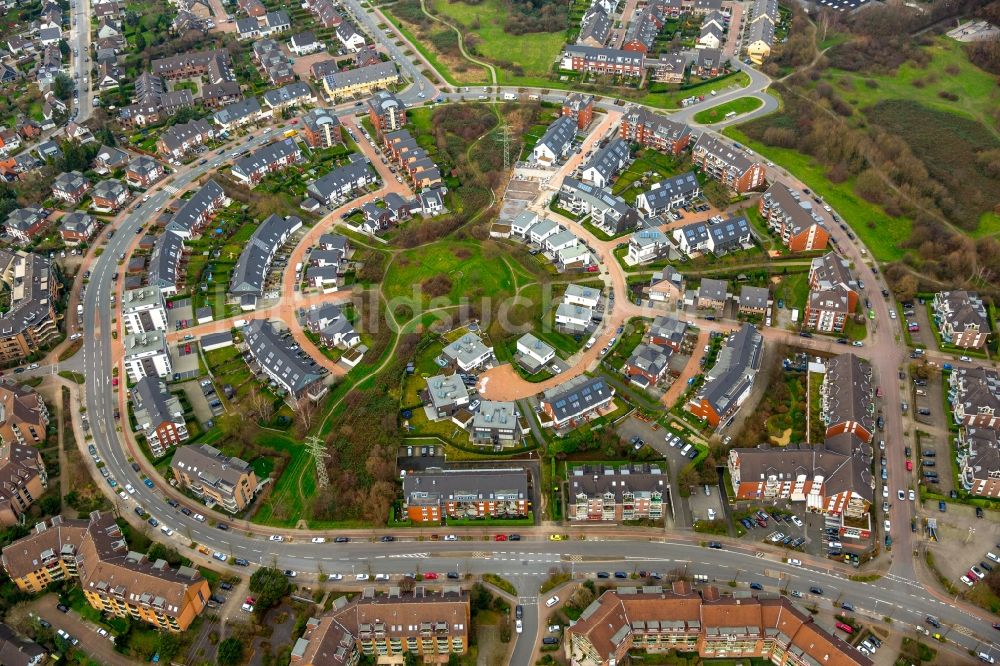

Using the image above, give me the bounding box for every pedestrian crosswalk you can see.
[163,185,179,195]
[388,552,429,559]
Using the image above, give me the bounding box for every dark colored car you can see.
[220,582,234,590]
[380,536,395,542]
[447,572,460,579]
[217,523,229,531]
[57,604,70,613]
[334,537,350,543]
[509,534,521,541]
[708,542,722,549]
[614,571,627,579]
[131,462,141,472]
[977,507,984,518]
[750,582,763,590]
[597,571,610,579]
[234,558,250,567]
[134,507,144,517]
[516,605,523,619]
[542,637,558,645]
[167,499,179,508]
[809,587,824,595]
[841,602,855,611]
[927,616,941,628]
[180,507,192,516]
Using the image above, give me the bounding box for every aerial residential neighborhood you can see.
[0,0,994,662]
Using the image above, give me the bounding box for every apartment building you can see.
[568,464,666,521]
[156,119,215,161]
[229,214,302,304]
[171,443,258,513]
[805,252,859,333]
[147,230,185,296]
[821,353,874,443]
[619,105,692,154]
[322,61,399,101]
[949,366,1000,430]
[933,290,990,349]
[691,134,766,193]
[52,171,91,204]
[0,432,46,525]
[562,93,594,130]
[568,585,873,666]
[728,432,873,520]
[958,427,1000,498]
[294,588,470,664]
[540,375,615,429]
[560,45,645,77]
[131,377,189,458]
[471,400,523,447]
[306,156,377,205]
[0,250,60,363]
[123,330,172,381]
[367,91,406,134]
[627,228,674,265]
[440,333,494,373]
[635,171,700,218]
[759,182,829,251]
[58,211,96,245]
[558,177,638,236]
[231,138,303,187]
[673,216,752,257]
[165,179,230,238]
[125,155,164,189]
[533,116,577,165]
[1,512,209,631]
[243,320,328,401]
[688,324,763,427]
[300,108,342,149]
[0,622,46,666]
[401,467,529,522]
[122,286,168,335]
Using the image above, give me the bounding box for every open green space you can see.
[722,126,911,263]
[382,240,516,307]
[693,97,764,124]
[612,149,690,203]
[826,37,999,135]
[431,0,565,83]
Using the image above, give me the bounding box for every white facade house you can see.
[510,211,538,237]
[517,333,556,367]
[555,303,593,328]
[627,228,673,265]
[558,244,593,267]
[528,219,561,245]
[545,229,579,254]
[122,286,169,335]
[563,284,601,309]
[123,331,172,381]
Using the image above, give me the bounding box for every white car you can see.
[311,537,326,543]
[374,573,390,581]
[960,355,971,362]
[884,520,891,532]
[889,310,897,319]
[329,573,343,581]
[443,534,458,541]
[788,559,802,566]
[117,490,128,501]
[515,619,523,634]
[193,513,206,522]
[961,575,974,587]
[269,535,284,542]
[545,595,560,608]
[790,516,803,527]
[125,483,135,494]
[160,526,174,536]
[356,573,370,581]
[909,489,916,501]
[852,341,864,347]
[548,624,561,633]
[27,363,39,370]
[882,486,889,498]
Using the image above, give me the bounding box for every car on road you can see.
[234,558,250,566]
[147,517,158,527]
[125,483,135,494]
[494,534,507,541]
[217,523,229,531]
[708,541,722,549]
[311,537,326,543]
[549,534,565,541]
[57,603,70,613]
[334,537,350,543]
[809,587,823,595]
[515,619,523,633]
[212,552,226,562]
[283,570,297,577]
[597,571,610,578]
[614,571,627,579]
[269,535,284,542]
[545,595,560,607]
[443,535,457,541]
[424,572,438,580]
[380,535,395,542]
[909,489,916,501]
[143,478,154,488]
[788,559,801,566]
[750,582,763,590]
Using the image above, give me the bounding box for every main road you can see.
[68,0,93,123]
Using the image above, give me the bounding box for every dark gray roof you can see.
[131,376,183,433]
[232,138,300,181]
[0,250,55,337]
[739,285,770,310]
[324,61,397,91]
[147,230,184,289]
[563,44,645,67]
[582,138,630,183]
[230,214,301,296]
[244,320,327,396]
[403,468,528,506]
[261,81,313,107]
[638,171,699,210]
[536,116,577,156]
[542,375,614,423]
[168,179,226,235]
[696,324,763,418]
[822,353,874,436]
[649,316,687,345]
[306,156,374,203]
[569,463,666,501]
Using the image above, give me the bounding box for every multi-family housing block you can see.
[691,134,766,193]
[243,320,328,401]
[759,182,829,251]
[568,464,666,521]
[932,290,990,349]
[0,251,60,363]
[131,376,189,457]
[401,467,529,522]
[540,375,615,429]
[688,324,763,427]
[171,443,259,513]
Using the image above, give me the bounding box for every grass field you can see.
[826,37,1000,136]
[383,240,516,307]
[693,97,763,124]
[430,0,564,83]
[722,126,912,263]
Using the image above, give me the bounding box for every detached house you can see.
[5,208,48,245]
[52,172,91,204]
[125,155,164,189]
[90,179,128,212]
[540,375,615,430]
[532,116,577,165]
[59,212,96,245]
[580,138,631,188]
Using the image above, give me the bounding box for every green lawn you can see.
[382,240,516,307]
[693,97,764,124]
[826,37,1000,136]
[722,126,911,263]
[431,0,564,82]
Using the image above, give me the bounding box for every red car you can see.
[246,596,255,605]
[906,460,913,471]
[835,622,853,634]
[424,572,439,580]
[112,377,118,387]
[185,344,191,354]
[494,534,507,542]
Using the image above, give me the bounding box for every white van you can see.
[987,552,999,563]
[502,93,517,101]
[680,444,693,456]
[585,337,597,350]
[374,573,390,581]
[829,541,843,550]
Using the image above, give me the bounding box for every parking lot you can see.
[925,500,1000,586]
[166,298,195,331]
[900,298,936,351]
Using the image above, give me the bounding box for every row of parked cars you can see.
[959,549,1000,588]
[664,433,698,459]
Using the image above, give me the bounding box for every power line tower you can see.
[304,436,330,488]
[496,122,514,170]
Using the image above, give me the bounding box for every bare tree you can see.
[295,398,317,435]
[251,392,275,424]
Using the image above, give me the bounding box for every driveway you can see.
[26,595,134,666]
